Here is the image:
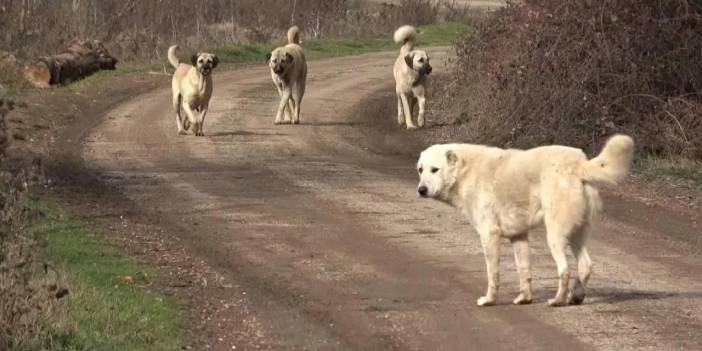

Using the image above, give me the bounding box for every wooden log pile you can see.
[23,40,118,88]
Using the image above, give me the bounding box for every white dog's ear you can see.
[265,52,272,63]
[404,53,414,68]
[190,54,198,66]
[285,52,294,63]
[446,150,459,166]
[212,55,219,68]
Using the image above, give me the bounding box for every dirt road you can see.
[76,50,702,350]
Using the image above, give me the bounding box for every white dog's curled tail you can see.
[288,26,301,45]
[580,134,635,186]
[168,45,180,69]
[394,25,417,54]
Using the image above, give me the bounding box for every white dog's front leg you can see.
[416,95,426,128]
[478,227,501,306]
[400,94,417,130]
[182,103,198,135]
[196,106,208,136]
[275,90,292,125]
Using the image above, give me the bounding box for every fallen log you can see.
[23,40,118,88]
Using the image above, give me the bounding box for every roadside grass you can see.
[21,199,184,351]
[633,156,702,191]
[217,21,471,63]
[3,21,470,94]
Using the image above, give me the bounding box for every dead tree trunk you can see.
[23,40,118,88]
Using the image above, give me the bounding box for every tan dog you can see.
[266,26,307,125]
[416,135,635,307]
[393,25,432,130]
[168,45,218,136]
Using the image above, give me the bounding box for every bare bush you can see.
[0,0,446,61]
[438,0,702,159]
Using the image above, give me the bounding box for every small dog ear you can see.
[212,55,219,68]
[404,54,413,69]
[190,54,198,66]
[446,150,459,166]
[285,52,294,63]
[265,53,272,63]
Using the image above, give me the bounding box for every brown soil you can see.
[6,49,702,350]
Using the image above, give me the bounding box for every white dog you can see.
[168,45,218,136]
[416,135,634,307]
[266,26,307,125]
[393,25,432,130]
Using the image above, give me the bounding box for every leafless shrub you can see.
[437,0,702,158]
[0,0,445,61]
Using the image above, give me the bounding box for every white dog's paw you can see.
[292,119,300,125]
[547,297,567,307]
[417,119,425,128]
[477,296,496,307]
[406,124,418,130]
[512,293,532,305]
[178,129,187,135]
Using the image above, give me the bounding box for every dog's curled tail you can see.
[168,45,180,69]
[579,134,635,186]
[288,26,301,45]
[394,25,417,54]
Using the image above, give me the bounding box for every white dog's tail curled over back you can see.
[288,26,301,45]
[394,25,417,54]
[168,45,180,69]
[579,134,635,186]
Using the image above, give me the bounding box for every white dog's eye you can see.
[418,167,423,174]
[431,167,439,173]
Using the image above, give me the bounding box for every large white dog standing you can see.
[416,135,634,306]
[393,25,432,130]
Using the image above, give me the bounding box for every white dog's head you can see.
[404,50,432,76]
[190,52,219,76]
[416,145,460,199]
[266,48,294,76]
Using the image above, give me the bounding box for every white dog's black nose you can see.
[418,186,428,197]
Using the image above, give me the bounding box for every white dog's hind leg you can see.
[477,226,501,306]
[569,227,592,305]
[511,233,533,305]
[291,90,302,124]
[396,93,405,126]
[173,95,186,135]
[400,94,417,130]
[544,217,571,307]
[287,98,296,124]
[275,90,292,125]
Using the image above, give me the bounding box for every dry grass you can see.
[435,0,702,159]
[1,0,456,62]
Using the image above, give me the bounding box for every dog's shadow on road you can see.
[208,130,287,137]
[303,121,363,127]
[586,288,702,304]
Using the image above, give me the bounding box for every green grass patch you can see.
[217,21,471,63]
[66,61,165,92]
[22,199,185,351]
[634,156,702,191]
